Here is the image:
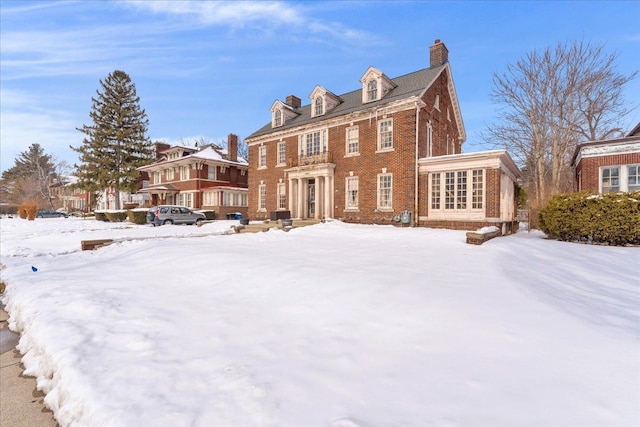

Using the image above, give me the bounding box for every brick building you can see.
[138,134,249,218]
[245,39,521,231]
[572,123,640,193]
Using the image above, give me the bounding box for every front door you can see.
[307,180,315,218]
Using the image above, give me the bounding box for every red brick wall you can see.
[486,168,501,218]
[575,153,640,193]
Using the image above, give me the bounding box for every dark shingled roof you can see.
[247,64,447,140]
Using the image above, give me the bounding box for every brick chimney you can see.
[227,133,238,162]
[429,39,448,67]
[286,95,301,109]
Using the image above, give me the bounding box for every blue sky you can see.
[1,0,639,173]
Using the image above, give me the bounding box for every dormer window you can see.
[367,80,378,102]
[275,110,282,127]
[315,96,324,116]
[271,100,300,128]
[360,66,396,104]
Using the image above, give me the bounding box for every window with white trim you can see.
[166,168,174,181]
[179,192,193,208]
[378,119,393,151]
[277,142,286,166]
[367,80,377,101]
[627,165,640,192]
[601,167,619,193]
[258,184,266,210]
[277,183,286,210]
[180,165,189,181]
[274,110,282,127]
[346,126,359,155]
[433,169,484,212]
[208,166,216,180]
[431,173,440,210]
[315,96,324,116]
[345,176,359,209]
[259,146,267,168]
[153,172,160,184]
[377,173,392,209]
[472,169,483,209]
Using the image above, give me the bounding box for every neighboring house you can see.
[137,134,249,218]
[245,39,521,231]
[571,123,640,193]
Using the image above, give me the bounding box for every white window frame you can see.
[274,109,282,127]
[426,121,433,157]
[258,184,267,211]
[314,96,324,116]
[299,129,328,157]
[277,142,286,166]
[430,173,440,210]
[166,168,174,181]
[628,164,640,192]
[431,169,484,214]
[179,192,193,208]
[277,182,287,210]
[153,171,160,184]
[345,176,359,210]
[600,166,620,193]
[377,173,393,210]
[180,165,190,181]
[208,165,216,180]
[367,79,378,102]
[377,119,393,152]
[259,146,267,169]
[345,126,359,156]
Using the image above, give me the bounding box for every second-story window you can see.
[277,142,286,166]
[378,119,393,151]
[259,146,267,168]
[180,165,190,181]
[346,126,359,155]
[367,79,378,101]
[208,165,216,180]
[315,96,324,116]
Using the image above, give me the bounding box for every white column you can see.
[288,178,294,215]
[324,174,332,219]
[297,178,304,219]
[314,178,319,219]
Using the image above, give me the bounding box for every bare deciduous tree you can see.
[484,40,637,207]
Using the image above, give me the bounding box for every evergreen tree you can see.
[72,70,153,209]
[0,143,59,207]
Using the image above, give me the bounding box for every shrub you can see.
[538,192,640,246]
[19,202,39,221]
[94,211,107,222]
[127,209,148,225]
[0,204,18,215]
[105,211,128,222]
[201,210,216,220]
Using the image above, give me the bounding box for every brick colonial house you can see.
[571,123,640,193]
[138,134,249,218]
[245,39,521,231]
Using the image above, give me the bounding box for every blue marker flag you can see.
[31,266,38,272]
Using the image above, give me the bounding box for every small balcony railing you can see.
[288,151,333,167]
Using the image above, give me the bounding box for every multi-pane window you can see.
[179,192,193,208]
[258,184,266,210]
[627,165,640,191]
[367,79,377,101]
[277,183,287,210]
[426,122,433,157]
[306,131,321,156]
[154,172,160,184]
[601,167,620,193]
[472,169,483,209]
[166,168,174,180]
[180,165,189,181]
[274,110,282,127]
[259,146,267,168]
[445,172,455,209]
[378,119,393,150]
[208,166,216,180]
[456,171,467,209]
[277,142,286,166]
[346,176,359,209]
[377,174,392,209]
[315,96,323,116]
[346,126,359,155]
[431,173,441,210]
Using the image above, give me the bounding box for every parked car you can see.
[36,210,68,218]
[147,205,206,226]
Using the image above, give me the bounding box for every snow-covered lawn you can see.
[1,217,638,427]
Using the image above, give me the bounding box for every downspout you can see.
[414,100,420,227]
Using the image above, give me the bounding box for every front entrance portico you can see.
[287,164,335,219]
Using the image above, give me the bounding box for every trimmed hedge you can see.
[538,192,640,246]
[127,210,148,225]
[94,211,107,222]
[201,210,216,220]
[105,211,128,222]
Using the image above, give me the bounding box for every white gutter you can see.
[414,101,420,227]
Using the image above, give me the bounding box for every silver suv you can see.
[147,205,206,226]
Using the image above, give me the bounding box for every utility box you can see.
[401,210,412,225]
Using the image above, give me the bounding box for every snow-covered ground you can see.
[1,217,638,427]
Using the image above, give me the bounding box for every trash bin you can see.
[234,213,242,220]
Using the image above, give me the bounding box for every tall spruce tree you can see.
[73,70,153,210]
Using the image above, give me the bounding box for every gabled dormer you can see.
[309,86,342,118]
[270,98,300,128]
[360,66,396,104]
[162,145,198,161]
